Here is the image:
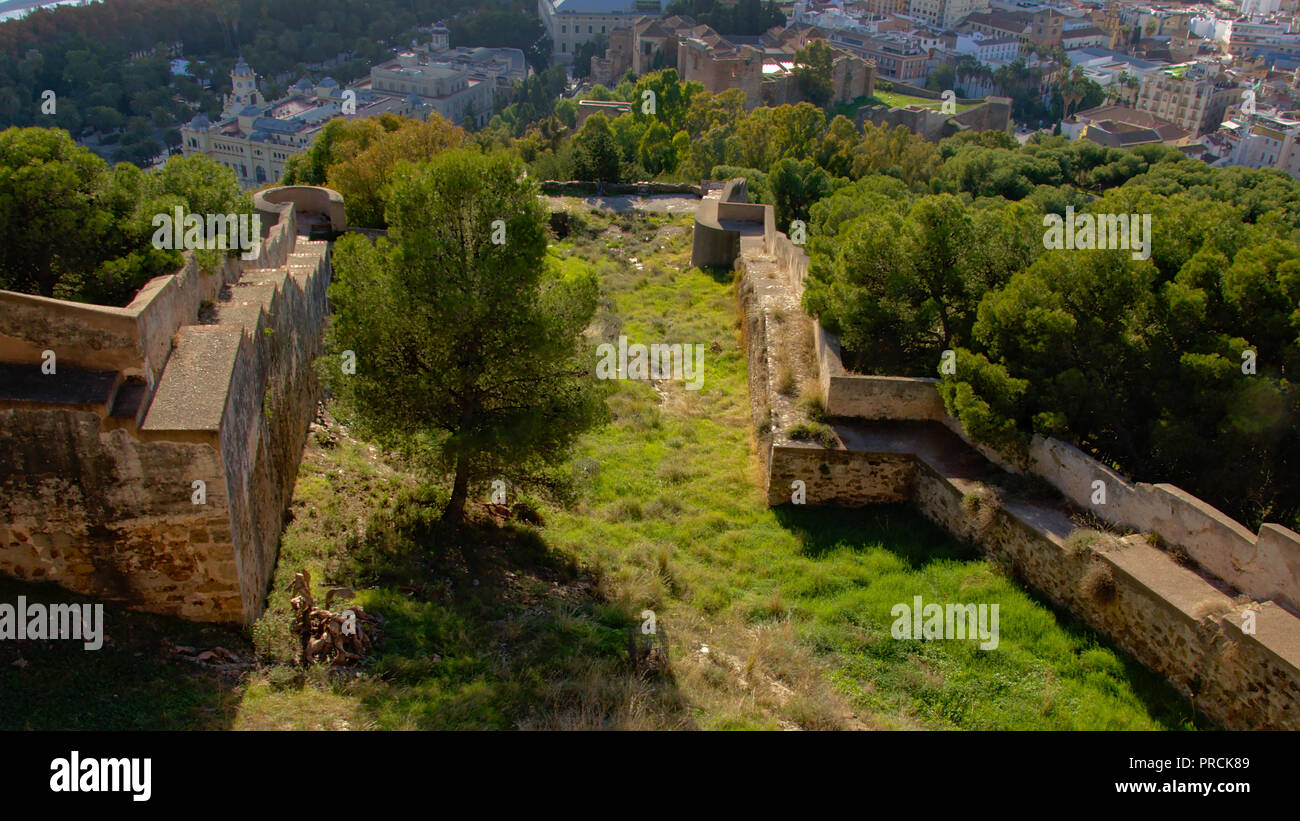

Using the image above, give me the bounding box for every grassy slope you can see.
[0,205,1202,730]
[835,92,981,119]
[239,205,1200,730]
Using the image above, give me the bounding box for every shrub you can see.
[1080,564,1117,603]
[788,422,838,448]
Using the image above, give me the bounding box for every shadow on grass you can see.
[773,502,980,567]
[0,576,246,730]
[698,263,737,285]
[301,503,699,730]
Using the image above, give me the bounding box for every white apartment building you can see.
[1227,18,1300,59]
[952,31,1020,63]
[1222,109,1300,177]
[1241,0,1281,17]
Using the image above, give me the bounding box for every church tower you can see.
[223,57,265,117]
[430,22,450,52]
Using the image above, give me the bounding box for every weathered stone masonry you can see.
[0,186,345,624]
[714,180,1300,729]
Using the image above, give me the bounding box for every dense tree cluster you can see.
[0,126,250,305]
[664,0,785,36]
[802,132,1300,529]
[282,113,466,228]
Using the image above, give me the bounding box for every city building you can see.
[538,0,672,62]
[907,0,992,29]
[181,30,524,187]
[1135,59,1244,134]
[946,30,1022,63]
[1227,17,1300,61]
[830,29,930,82]
[1061,25,1108,48]
[1060,102,1190,146]
[1217,103,1300,177]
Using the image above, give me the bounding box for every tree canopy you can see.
[0,126,248,305]
[282,113,466,229]
[801,131,1300,530]
[323,149,606,526]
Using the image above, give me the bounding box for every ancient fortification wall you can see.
[0,186,342,624]
[725,195,1300,729]
[855,95,1013,143]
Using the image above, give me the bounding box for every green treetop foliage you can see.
[323,149,606,527]
[664,0,785,35]
[793,40,834,108]
[632,70,704,134]
[572,34,608,80]
[0,127,247,305]
[798,128,1300,529]
[803,192,1041,374]
[282,113,466,229]
[571,112,622,183]
[486,66,569,140]
[767,157,839,233]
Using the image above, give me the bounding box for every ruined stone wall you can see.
[0,408,243,620]
[690,178,751,268]
[818,351,1300,613]
[0,187,340,624]
[733,202,1300,728]
[912,460,1300,729]
[855,96,1012,143]
[767,445,914,506]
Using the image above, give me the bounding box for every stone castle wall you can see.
[729,197,1300,729]
[0,186,340,624]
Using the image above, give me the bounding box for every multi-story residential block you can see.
[831,30,930,82]
[851,0,911,16]
[1241,0,1281,16]
[1135,60,1243,135]
[946,30,1022,64]
[1227,17,1300,61]
[1218,106,1300,177]
[907,0,992,30]
[538,0,671,62]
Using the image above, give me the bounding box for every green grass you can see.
[534,208,1201,729]
[835,92,981,119]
